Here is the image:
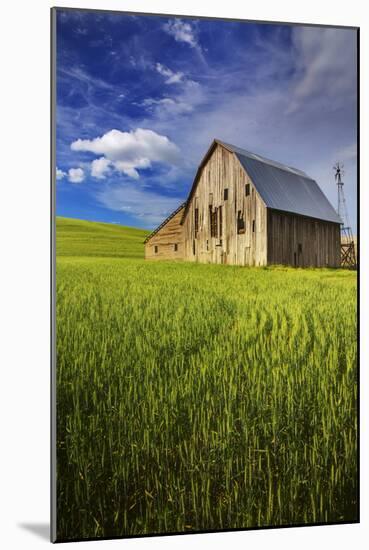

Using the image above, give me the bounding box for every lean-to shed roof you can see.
[144,202,186,243]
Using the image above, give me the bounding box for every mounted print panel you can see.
[51,7,358,542]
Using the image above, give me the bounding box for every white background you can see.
[0,0,366,548]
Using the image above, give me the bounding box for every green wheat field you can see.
[56,216,358,541]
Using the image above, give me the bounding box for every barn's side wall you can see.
[145,208,184,260]
[182,144,267,266]
[267,210,341,267]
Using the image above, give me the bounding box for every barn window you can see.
[298,243,302,254]
[224,188,229,201]
[194,208,199,237]
[210,206,218,237]
[252,219,255,232]
[154,245,158,254]
[193,240,196,255]
[174,243,178,252]
[219,206,223,238]
[237,211,245,234]
[245,183,250,196]
[206,239,209,251]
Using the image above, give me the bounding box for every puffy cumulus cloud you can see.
[56,167,66,180]
[57,165,85,183]
[68,167,85,183]
[163,19,198,49]
[91,157,112,179]
[113,158,151,180]
[71,128,180,179]
[156,63,184,84]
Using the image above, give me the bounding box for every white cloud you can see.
[287,27,357,113]
[71,128,180,179]
[68,167,85,183]
[335,143,357,163]
[56,167,66,180]
[61,24,356,231]
[91,157,111,179]
[113,157,151,179]
[59,66,115,91]
[75,27,88,36]
[139,80,204,118]
[141,98,175,107]
[129,55,152,71]
[96,183,183,226]
[140,97,193,114]
[164,19,198,49]
[156,63,184,84]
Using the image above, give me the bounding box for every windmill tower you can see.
[334,162,356,268]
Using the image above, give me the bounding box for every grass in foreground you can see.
[56,217,357,540]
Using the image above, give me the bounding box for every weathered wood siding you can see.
[145,208,184,260]
[182,144,268,266]
[145,141,340,268]
[267,210,341,267]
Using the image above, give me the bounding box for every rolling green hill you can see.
[56,217,150,258]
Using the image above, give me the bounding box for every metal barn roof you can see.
[219,140,341,224]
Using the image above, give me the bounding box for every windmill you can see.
[334,162,356,268]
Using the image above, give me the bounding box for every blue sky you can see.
[56,9,357,232]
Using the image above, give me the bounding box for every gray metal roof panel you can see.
[217,141,340,224]
[219,140,311,178]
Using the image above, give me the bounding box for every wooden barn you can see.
[144,139,341,267]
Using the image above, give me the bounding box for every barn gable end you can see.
[144,203,185,261]
[181,142,268,266]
